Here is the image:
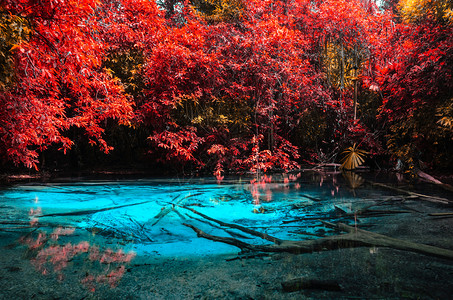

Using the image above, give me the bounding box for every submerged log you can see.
[182,207,453,261]
[368,182,452,205]
[36,200,152,217]
[151,193,203,226]
[299,194,322,202]
[333,223,453,260]
[429,212,453,217]
[179,205,283,244]
[185,213,253,240]
[282,278,342,292]
[0,226,35,231]
[417,171,453,193]
[355,209,412,216]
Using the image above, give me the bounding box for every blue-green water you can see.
[1,172,452,299]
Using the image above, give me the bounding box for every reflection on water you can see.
[1,171,452,298]
[19,223,135,291]
[342,171,365,189]
[11,192,136,292]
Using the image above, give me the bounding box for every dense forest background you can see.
[1,0,452,177]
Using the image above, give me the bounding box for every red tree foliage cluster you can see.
[373,17,453,171]
[1,0,452,174]
[1,0,133,169]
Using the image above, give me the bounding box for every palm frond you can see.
[340,144,368,170]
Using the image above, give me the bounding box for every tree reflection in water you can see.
[19,209,135,292]
[249,173,302,206]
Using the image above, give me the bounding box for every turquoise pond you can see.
[1,174,355,256]
[1,171,453,299]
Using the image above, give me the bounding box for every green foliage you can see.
[387,122,417,171]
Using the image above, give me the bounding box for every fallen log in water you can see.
[151,193,203,226]
[0,220,81,229]
[368,182,452,205]
[179,205,283,245]
[36,200,152,217]
[299,194,322,202]
[417,171,453,193]
[330,222,453,260]
[184,213,253,240]
[429,212,453,217]
[182,207,453,261]
[281,278,342,292]
[0,226,36,231]
[354,209,413,217]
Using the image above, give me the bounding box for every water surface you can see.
[1,171,452,299]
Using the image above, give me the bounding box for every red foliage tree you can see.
[3,0,449,175]
[138,0,322,175]
[373,17,453,170]
[114,0,390,175]
[0,0,133,169]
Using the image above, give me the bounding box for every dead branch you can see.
[0,220,81,229]
[182,210,453,260]
[0,226,36,231]
[184,223,256,250]
[281,216,342,225]
[0,221,36,225]
[226,252,271,261]
[429,212,453,217]
[368,182,452,205]
[36,200,152,217]
[151,206,174,226]
[355,209,412,216]
[179,205,283,245]
[299,194,322,202]
[417,170,453,193]
[184,213,253,240]
[282,278,342,292]
[151,193,203,226]
[311,163,342,170]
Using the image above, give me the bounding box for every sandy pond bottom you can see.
[1,230,453,300]
[1,175,453,299]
